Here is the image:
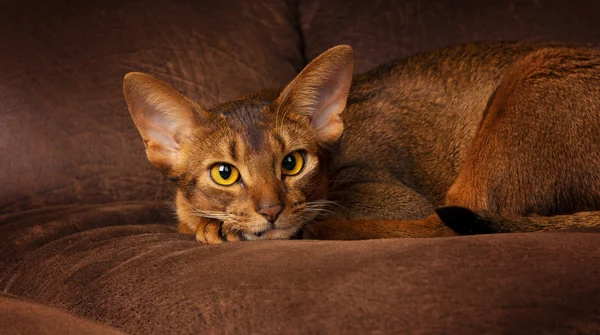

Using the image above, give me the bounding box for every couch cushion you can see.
[0,0,303,214]
[299,0,600,73]
[1,204,598,334]
[0,201,174,275]
[0,294,125,335]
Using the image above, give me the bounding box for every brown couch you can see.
[1,1,599,334]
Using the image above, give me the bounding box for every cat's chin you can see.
[242,227,299,241]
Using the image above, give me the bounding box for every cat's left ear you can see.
[275,45,354,145]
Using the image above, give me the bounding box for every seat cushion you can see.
[0,294,125,335]
[1,203,599,334]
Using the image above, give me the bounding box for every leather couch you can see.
[1,0,599,334]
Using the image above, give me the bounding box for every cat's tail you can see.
[436,207,600,234]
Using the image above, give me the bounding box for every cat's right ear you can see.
[123,72,204,173]
[275,45,354,145]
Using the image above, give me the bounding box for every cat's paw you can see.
[195,219,242,244]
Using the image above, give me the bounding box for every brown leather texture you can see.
[0,294,125,335]
[2,0,600,334]
[299,0,600,73]
[0,0,303,214]
[1,205,599,334]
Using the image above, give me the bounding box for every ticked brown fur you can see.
[124,42,600,243]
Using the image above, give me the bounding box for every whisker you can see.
[185,202,233,221]
[303,204,340,213]
[304,209,336,216]
[301,221,318,236]
[295,214,315,221]
[305,199,344,208]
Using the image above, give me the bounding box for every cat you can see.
[123,41,600,244]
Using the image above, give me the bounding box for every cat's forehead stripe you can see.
[246,125,265,151]
[273,133,285,151]
[271,156,278,174]
[229,139,237,161]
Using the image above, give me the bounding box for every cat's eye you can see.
[281,151,305,176]
[210,163,240,186]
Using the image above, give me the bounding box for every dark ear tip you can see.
[123,73,180,102]
[123,72,143,92]
[123,72,152,84]
[335,44,353,52]
[328,45,354,59]
[436,206,493,235]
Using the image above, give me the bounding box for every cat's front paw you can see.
[195,219,242,244]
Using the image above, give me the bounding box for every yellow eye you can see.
[282,151,305,176]
[210,163,239,186]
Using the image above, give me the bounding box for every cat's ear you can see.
[123,72,205,173]
[275,45,354,145]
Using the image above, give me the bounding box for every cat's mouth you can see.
[253,229,269,238]
[220,206,327,241]
[241,225,300,241]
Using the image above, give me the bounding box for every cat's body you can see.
[124,42,600,243]
[329,42,537,217]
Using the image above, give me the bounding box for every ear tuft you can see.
[276,45,354,145]
[123,72,203,172]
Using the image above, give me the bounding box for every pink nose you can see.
[257,204,283,223]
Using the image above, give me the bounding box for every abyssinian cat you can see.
[123,42,600,244]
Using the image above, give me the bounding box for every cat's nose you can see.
[257,203,283,223]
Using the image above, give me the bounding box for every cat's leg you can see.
[303,215,457,240]
[178,216,243,244]
[328,181,435,220]
[443,48,600,228]
[176,193,242,244]
[304,181,457,239]
[194,219,242,244]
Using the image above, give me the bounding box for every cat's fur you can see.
[124,42,600,243]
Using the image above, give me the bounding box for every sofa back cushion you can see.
[299,0,600,72]
[0,0,303,214]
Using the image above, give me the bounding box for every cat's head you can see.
[123,45,353,240]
